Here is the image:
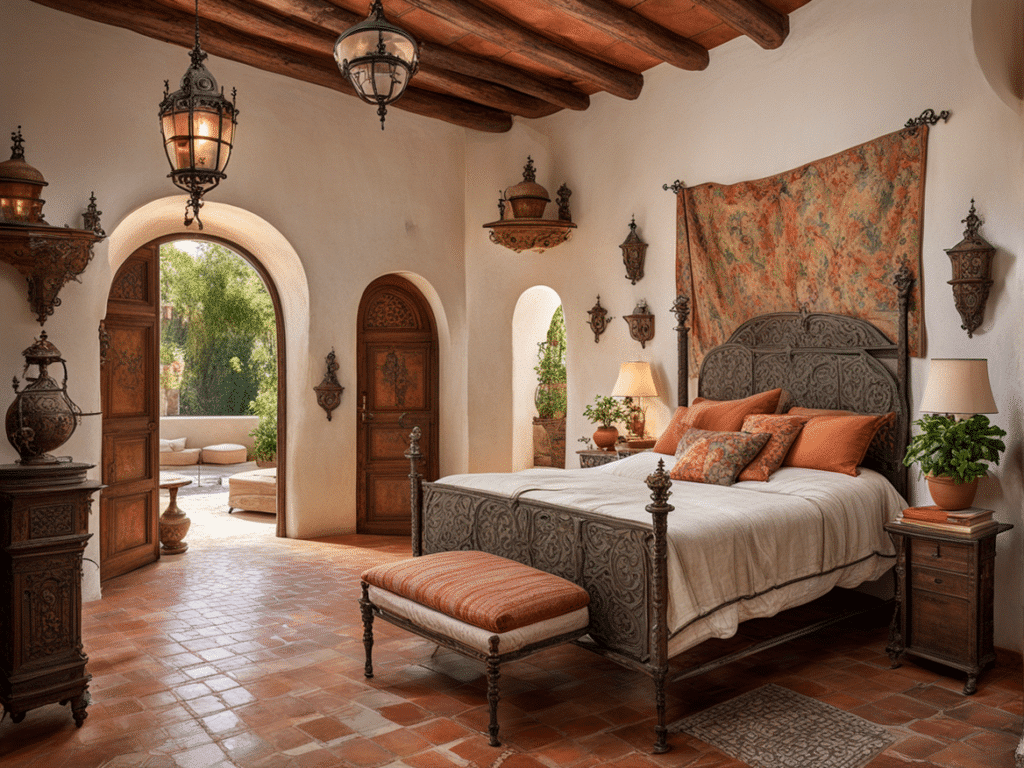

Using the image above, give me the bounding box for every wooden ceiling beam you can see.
[29,0,513,132]
[692,0,789,49]
[401,0,644,100]
[253,0,590,112]
[543,0,708,71]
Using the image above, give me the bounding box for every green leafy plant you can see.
[534,306,567,419]
[902,414,1006,484]
[583,395,627,428]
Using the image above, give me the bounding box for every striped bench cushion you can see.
[361,551,590,634]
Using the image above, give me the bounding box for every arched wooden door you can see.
[100,244,161,580]
[356,276,439,535]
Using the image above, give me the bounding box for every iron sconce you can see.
[586,296,612,343]
[945,200,994,338]
[624,300,655,349]
[620,216,647,285]
[314,349,344,421]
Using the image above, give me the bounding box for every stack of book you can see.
[899,506,997,535]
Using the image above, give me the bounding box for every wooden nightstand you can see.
[885,517,1011,694]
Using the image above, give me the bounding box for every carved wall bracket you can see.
[625,300,655,348]
[586,296,612,343]
[944,200,994,337]
[313,348,344,421]
[620,216,647,285]
[905,108,951,127]
[483,157,576,253]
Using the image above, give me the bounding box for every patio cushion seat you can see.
[228,467,277,514]
[201,443,248,464]
[159,447,201,466]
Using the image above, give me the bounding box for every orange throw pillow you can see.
[783,413,894,476]
[670,428,771,486]
[737,414,809,482]
[653,389,782,456]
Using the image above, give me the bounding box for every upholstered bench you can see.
[227,468,277,514]
[360,551,590,747]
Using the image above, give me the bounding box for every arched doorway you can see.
[356,275,439,535]
[100,235,288,580]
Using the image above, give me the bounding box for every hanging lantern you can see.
[620,216,648,285]
[159,0,238,229]
[334,0,419,129]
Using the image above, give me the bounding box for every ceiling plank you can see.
[692,0,789,49]
[543,0,708,71]
[253,0,590,112]
[151,0,554,118]
[29,0,513,132]
[401,0,644,100]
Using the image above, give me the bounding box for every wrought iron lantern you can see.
[620,216,647,285]
[159,0,238,229]
[334,0,419,130]
[314,349,345,421]
[944,200,994,338]
[586,296,612,343]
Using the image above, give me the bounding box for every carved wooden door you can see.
[357,276,439,535]
[100,244,161,580]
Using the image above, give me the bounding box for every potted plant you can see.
[583,395,628,452]
[533,307,567,467]
[902,414,1006,510]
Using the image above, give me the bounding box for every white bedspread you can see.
[436,452,906,657]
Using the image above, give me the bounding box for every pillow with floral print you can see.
[670,428,771,486]
[737,414,809,481]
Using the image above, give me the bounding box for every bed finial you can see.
[671,296,691,406]
[406,427,424,556]
[645,459,673,753]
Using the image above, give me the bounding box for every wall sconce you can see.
[313,349,345,421]
[620,216,647,285]
[484,157,576,253]
[624,300,655,348]
[586,296,612,343]
[0,128,105,325]
[944,200,994,337]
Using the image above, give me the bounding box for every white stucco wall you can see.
[465,0,1024,650]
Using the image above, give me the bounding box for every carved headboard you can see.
[678,270,914,498]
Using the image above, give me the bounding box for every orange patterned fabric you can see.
[783,413,894,476]
[670,428,771,486]
[653,389,782,456]
[361,551,590,633]
[737,414,809,482]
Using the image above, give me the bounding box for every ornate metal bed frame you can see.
[405,267,914,753]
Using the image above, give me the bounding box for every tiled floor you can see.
[0,492,1020,768]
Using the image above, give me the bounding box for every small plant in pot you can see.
[583,395,627,452]
[902,414,1006,510]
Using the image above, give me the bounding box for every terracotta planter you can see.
[532,417,566,468]
[926,475,978,511]
[592,426,618,452]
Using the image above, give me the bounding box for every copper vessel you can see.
[5,332,83,464]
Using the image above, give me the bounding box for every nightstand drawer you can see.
[912,566,970,598]
[909,538,971,574]
[910,590,969,659]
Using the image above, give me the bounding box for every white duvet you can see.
[436,451,906,657]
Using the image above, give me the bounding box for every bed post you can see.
[671,295,690,407]
[645,460,674,754]
[894,265,914,499]
[406,426,424,557]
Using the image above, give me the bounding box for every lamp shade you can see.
[611,362,658,398]
[918,358,997,416]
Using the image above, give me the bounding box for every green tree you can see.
[160,242,276,416]
[534,306,567,418]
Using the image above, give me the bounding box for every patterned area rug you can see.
[669,684,894,768]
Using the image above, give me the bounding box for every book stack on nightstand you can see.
[898,505,997,535]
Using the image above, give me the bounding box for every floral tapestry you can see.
[676,125,926,370]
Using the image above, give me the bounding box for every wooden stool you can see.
[360,551,590,747]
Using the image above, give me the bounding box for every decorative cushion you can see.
[669,428,771,486]
[159,447,201,466]
[783,412,895,476]
[361,551,590,634]
[228,468,277,514]
[201,443,248,464]
[159,437,187,453]
[737,414,809,482]
[654,389,782,456]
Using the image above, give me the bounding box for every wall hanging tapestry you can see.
[675,125,926,370]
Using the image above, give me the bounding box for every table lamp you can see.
[612,361,658,439]
[918,358,997,420]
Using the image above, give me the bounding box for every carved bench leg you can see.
[487,636,501,747]
[70,691,89,727]
[360,582,375,679]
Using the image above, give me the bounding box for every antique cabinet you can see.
[0,463,101,726]
[885,519,1011,695]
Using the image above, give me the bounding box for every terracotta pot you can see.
[926,475,978,511]
[592,426,618,452]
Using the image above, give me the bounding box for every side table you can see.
[0,462,102,726]
[885,518,1011,694]
[577,449,619,468]
[159,473,193,555]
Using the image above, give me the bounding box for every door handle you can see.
[361,394,374,423]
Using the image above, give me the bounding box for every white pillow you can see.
[159,439,172,453]
[161,437,187,452]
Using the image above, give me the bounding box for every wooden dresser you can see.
[0,462,101,726]
[885,518,1011,695]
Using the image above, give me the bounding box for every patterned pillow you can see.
[737,414,809,481]
[670,428,771,486]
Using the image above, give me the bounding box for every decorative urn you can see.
[505,157,550,219]
[5,332,83,464]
